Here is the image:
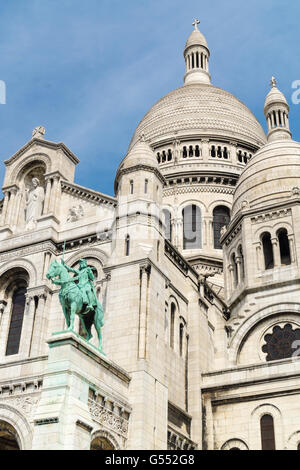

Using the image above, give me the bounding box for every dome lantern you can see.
[183,20,211,85]
[264,77,292,142]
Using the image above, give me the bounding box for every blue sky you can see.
[0,0,299,197]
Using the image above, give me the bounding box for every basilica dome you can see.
[128,82,267,151]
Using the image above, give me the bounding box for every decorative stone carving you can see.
[88,399,129,437]
[67,204,84,223]
[220,225,227,238]
[25,178,45,230]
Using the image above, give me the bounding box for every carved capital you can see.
[140,263,151,275]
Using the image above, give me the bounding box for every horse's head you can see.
[46,260,62,280]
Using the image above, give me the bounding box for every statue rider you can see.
[62,258,97,313]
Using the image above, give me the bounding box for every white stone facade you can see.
[0,22,299,450]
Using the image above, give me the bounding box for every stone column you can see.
[0,297,12,359]
[49,176,60,213]
[30,293,47,357]
[201,139,210,160]
[206,216,213,249]
[138,263,150,359]
[177,217,183,251]
[271,237,280,266]
[43,177,52,215]
[236,256,242,285]
[20,295,36,357]
[288,235,295,263]
[202,394,214,450]
[228,265,234,294]
[1,190,9,225]
[7,189,16,226]
[254,242,263,271]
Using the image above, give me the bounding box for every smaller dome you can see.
[264,80,288,110]
[119,140,158,171]
[232,140,300,218]
[185,29,208,50]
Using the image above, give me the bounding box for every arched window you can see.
[238,245,244,282]
[182,146,187,158]
[144,179,148,194]
[179,322,184,356]
[213,206,230,249]
[163,209,172,242]
[277,228,291,265]
[6,287,27,356]
[125,235,130,256]
[182,205,201,249]
[170,303,176,349]
[261,232,274,269]
[211,145,216,157]
[90,437,115,450]
[130,180,134,195]
[260,414,276,450]
[0,420,20,450]
[231,253,238,287]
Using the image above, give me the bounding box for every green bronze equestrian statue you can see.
[46,257,105,353]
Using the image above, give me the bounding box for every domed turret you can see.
[183,19,211,85]
[119,137,158,171]
[264,77,291,142]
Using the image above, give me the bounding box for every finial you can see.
[270,76,277,88]
[192,19,200,31]
[32,126,45,139]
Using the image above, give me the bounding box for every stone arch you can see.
[11,153,51,184]
[0,259,37,288]
[65,248,108,273]
[179,199,207,214]
[229,303,300,363]
[0,403,33,450]
[286,430,300,450]
[250,403,283,450]
[168,295,180,314]
[208,200,231,213]
[90,429,121,450]
[221,438,249,450]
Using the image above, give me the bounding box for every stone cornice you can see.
[4,138,80,166]
[115,164,166,191]
[61,180,117,207]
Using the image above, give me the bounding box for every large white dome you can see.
[129,83,267,151]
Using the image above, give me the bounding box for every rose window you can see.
[262,323,300,361]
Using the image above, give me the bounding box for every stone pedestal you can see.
[31,331,130,450]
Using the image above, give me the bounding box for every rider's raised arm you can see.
[62,261,79,274]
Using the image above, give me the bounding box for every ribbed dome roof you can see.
[129,83,267,151]
[185,29,208,49]
[118,140,157,172]
[264,86,288,109]
[232,140,300,218]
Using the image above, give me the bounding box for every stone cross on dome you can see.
[192,18,200,31]
[270,76,277,87]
